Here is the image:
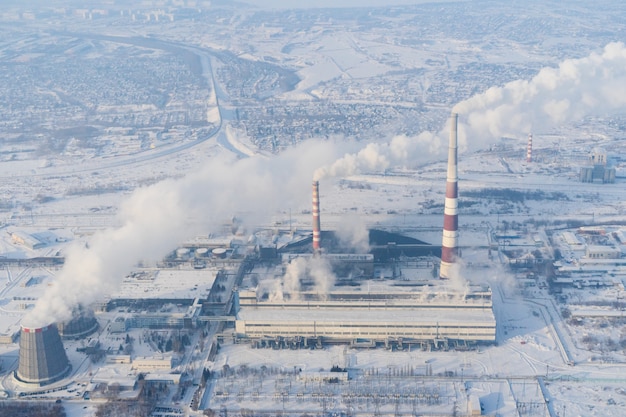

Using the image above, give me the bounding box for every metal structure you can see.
[440,112,459,279]
[312,180,322,254]
[15,323,71,386]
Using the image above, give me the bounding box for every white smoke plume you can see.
[269,256,336,301]
[454,42,626,151]
[308,256,335,298]
[335,214,370,253]
[25,140,347,328]
[283,256,307,298]
[313,133,441,181]
[267,280,284,302]
[314,42,626,183]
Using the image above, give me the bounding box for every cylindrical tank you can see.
[212,248,227,259]
[176,248,190,259]
[16,323,71,386]
[195,248,209,258]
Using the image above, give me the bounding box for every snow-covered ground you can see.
[1,1,626,416]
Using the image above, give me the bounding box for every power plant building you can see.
[236,110,496,349]
[580,148,616,183]
[235,289,496,348]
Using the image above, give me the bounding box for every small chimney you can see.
[526,133,533,163]
[440,112,459,279]
[312,180,321,253]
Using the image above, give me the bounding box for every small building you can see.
[110,317,128,333]
[11,231,45,250]
[106,355,132,364]
[131,355,173,371]
[586,245,621,259]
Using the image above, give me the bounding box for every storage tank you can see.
[176,248,190,259]
[15,323,71,386]
[195,248,209,258]
[212,248,227,259]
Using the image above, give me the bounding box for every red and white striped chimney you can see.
[440,112,459,279]
[312,180,321,253]
[526,133,533,163]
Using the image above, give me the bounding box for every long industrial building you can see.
[235,289,496,348]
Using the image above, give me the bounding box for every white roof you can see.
[238,305,495,326]
[109,268,217,300]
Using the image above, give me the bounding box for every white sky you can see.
[240,0,465,9]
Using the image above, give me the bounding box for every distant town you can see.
[1,1,626,417]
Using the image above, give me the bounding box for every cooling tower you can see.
[312,180,321,253]
[526,133,533,163]
[15,323,71,386]
[57,306,99,340]
[440,112,459,279]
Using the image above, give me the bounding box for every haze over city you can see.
[0,1,625,416]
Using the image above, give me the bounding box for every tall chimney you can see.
[526,133,533,163]
[440,112,459,279]
[312,180,321,253]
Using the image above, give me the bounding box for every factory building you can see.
[551,226,626,287]
[235,288,496,348]
[580,148,616,183]
[11,231,46,250]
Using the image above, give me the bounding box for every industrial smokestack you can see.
[440,112,459,279]
[312,180,321,253]
[526,133,533,163]
[15,323,71,386]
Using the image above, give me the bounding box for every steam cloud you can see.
[314,42,626,182]
[26,42,626,327]
[268,256,337,301]
[454,42,626,150]
[25,140,346,328]
[268,256,307,301]
[313,134,440,181]
[335,214,371,253]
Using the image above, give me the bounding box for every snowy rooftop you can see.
[238,304,495,325]
[109,268,217,300]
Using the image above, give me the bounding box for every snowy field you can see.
[1,1,626,416]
